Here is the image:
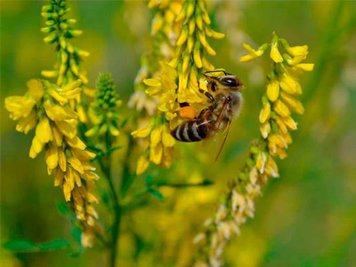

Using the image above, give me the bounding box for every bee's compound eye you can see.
[221,77,238,87]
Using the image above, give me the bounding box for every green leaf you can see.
[147,188,164,201]
[3,240,36,251]
[37,239,70,251]
[56,201,69,216]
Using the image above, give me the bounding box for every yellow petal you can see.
[150,143,163,165]
[260,122,271,139]
[270,43,283,63]
[136,155,149,175]
[63,171,75,201]
[66,136,86,150]
[52,126,63,146]
[143,78,161,87]
[162,128,175,147]
[265,157,279,178]
[256,152,267,174]
[58,147,67,171]
[150,126,162,147]
[279,73,302,95]
[68,157,84,174]
[176,27,188,46]
[274,100,290,117]
[16,111,37,134]
[53,168,64,186]
[109,125,120,136]
[36,117,53,144]
[72,169,82,187]
[286,45,308,57]
[27,79,44,102]
[275,116,288,134]
[266,80,280,102]
[46,144,58,173]
[5,96,35,120]
[280,92,304,115]
[48,88,68,105]
[44,101,77,121]
[295,63,314,71]
[29,135,44,158]
[55,120,77,139]
[259,102,271,123]
[282,116,298,130]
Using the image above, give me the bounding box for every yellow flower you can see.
[270,44,283,63]
[266,79,280,102]
[240,43,266,62]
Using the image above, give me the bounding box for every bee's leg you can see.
[199,89,215,103]
[179,102,190,107]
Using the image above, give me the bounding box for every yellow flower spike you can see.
[16,111,37,134]
[280,92,304,115]
[46,144,59,173]
[274,99,291,117]
[260,121,271,139]
[259,102,271,123]
[279,73,302,95]
[29,136,44,158]
[36,117,53,144]
[136,155,150,175]
[27,79,44,102]
[266,80,280,102]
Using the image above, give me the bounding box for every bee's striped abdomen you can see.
[171,120,208,142]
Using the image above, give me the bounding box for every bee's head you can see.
[219,75,243,91]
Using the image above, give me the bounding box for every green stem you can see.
[97,131,122,267]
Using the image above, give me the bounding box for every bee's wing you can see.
[213,99,231,161]
[214,119,232,162]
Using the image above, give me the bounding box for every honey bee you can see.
[171,70,243,153]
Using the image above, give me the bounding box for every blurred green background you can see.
[1,1,355,267]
